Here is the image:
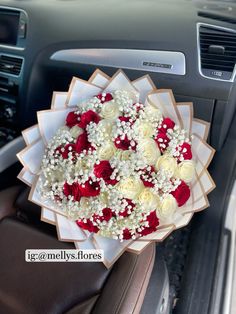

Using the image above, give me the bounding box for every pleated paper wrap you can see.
[17,69,215,268]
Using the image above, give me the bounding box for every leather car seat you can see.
[0,186,155,314]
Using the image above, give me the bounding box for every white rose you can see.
[44,169,64,183]
[101,100,120,120]
[80,197,90,210]
[176,160,195,183]
[74,160,82,173]
[138,188,160,210]
[99,192,109,206]
[118,177,143,199]
[97,119,113,135]
[97,142,116,160]
[135,121,155,138]
[116,150,132,161]
[74,159,88,173]
[138,138,160,165]
[156,155,177,176]
[98,229,113,238]
[52,170,64,182]
[158,194,177,218]
[70,125,83,139]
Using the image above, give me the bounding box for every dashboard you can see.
[0,0,235,152]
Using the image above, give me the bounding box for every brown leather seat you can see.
[0,186,23,220]
[0,187,155,314]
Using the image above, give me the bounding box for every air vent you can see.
[198,24,236,81]
[0,55,23,76]
[198,12,236,25]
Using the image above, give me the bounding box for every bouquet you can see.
[17,69,215,267]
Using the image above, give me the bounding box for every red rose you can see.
[171,180,190,207]
[79,110,100,129]
[122,228,132,240]
[114,135,130,150]
[178,143,192,160]
[71,183,81,201]
[119,116,130,122]
[94,160,112,180]
[138,211,159,236]
[91,214,102,222]
[54,195,62,202]
[79,178,100,197]
[133,103,143,113]
[155,133,170,152]
[63,182,71,197]
[76,219,99,233]
[61,144,76,159]
[119,199,135,217]
[92,210,114,223]
[75,132,93,154]
[158,117,175,134]
[94,160,118,185]
[63,182,81,202]
[114,135,136,151]
[147,211,159,228]
[96,93,113,103]
[66,111,81,128]
[140,166,155,188]
[102,208,113,222]
[54,146,62,158]
[139,227,154,236]
[106,178,118,185]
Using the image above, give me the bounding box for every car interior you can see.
[0,0,236,313]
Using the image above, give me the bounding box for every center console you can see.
[0,7,27,171]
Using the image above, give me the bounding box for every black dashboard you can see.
[0,0,235,151]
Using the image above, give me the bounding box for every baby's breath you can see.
[40,90,192,240]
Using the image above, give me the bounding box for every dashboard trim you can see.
[50,49,186,75]
[0,44,24,52]
[197,22,236,83]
